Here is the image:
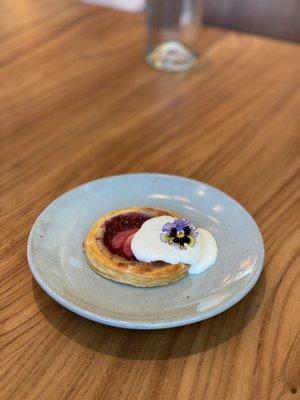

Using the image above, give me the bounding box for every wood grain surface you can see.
[1,2,300,399]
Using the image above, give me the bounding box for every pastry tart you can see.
[83,207,189,287]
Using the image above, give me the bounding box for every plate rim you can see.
[27,173,265,329]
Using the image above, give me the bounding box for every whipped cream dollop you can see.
[131,216,218,274]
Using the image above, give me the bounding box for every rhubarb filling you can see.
[102,212,152,260]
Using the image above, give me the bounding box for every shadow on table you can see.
[32,272,265,360]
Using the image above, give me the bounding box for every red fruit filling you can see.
[103,212,152,260]
[123,232,137,258]
[111,229,139,250]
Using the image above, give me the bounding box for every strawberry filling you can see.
[102,212,151,260]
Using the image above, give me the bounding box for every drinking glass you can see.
[146,0,202,72]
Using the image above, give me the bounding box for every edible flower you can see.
[160,219,198,249]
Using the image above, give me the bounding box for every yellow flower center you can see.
[177,231,185,238]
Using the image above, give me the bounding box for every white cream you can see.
[131,216,218,274]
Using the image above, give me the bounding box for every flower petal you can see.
[174,219,187,230]
[162,222,177,232]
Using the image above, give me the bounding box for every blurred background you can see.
[85,0,300,42]
[203,0,300,42]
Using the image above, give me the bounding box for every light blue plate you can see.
[27,174,264,329]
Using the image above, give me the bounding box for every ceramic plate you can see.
[27,174,264,329]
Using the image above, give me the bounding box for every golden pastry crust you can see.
[83,207,189,287]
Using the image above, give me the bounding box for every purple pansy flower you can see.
[160,218,198,249]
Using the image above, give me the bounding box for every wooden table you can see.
[1,2,299,399]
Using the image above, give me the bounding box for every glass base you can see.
[146,40,197,72]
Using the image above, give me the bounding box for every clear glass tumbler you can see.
[146,0,202,72]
